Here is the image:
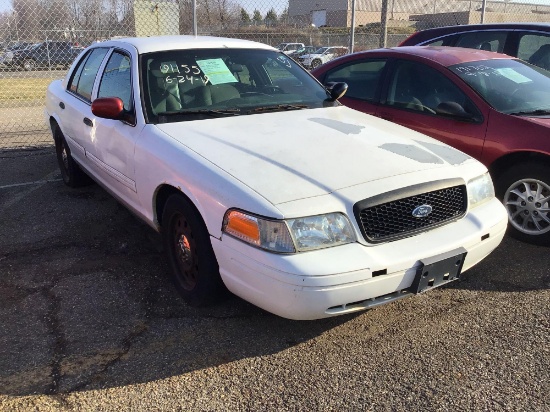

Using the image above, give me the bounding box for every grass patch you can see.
[0,78,56,102]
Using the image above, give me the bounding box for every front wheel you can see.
[23,59,35,71]
[162,194,225,306]
[496,162,550,245]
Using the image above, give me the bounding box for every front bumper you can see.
[211,197,507,320]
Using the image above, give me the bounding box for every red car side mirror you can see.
[91,97,124,120]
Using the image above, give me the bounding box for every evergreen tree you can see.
[279,8,289,24]
[240,8,251,24]
[252,9,262,25]
[265,8,277,22]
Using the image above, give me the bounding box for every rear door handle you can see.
[83,117,93,127]
[59,102,65,109]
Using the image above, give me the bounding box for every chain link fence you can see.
[0,0,549,151]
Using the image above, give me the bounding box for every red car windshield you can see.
[450,59,550,116]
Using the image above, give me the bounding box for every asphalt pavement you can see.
[0,149,548,411]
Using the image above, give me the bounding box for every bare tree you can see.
[13,0,42,40]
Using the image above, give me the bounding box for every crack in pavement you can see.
[43,287,66,395]
[66,322,150,393]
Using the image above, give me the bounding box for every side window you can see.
[386,60,478,116]
[324,59,387,102]
[455,31,507,53]
[67,51,90,93]
[97,51,133,111]
[425,39,444,46]
[518,33,550,70]
[70,48,109,102]
[424,34,458,46]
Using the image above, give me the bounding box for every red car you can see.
[312,47,550,245]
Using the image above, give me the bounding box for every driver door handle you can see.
[83,117,93,127]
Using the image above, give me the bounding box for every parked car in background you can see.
[10,41,83,70]
[287,45,317,60]
[298,46,349,69]
[312,46,550,245]
[399,23,550,70]
[45,36,507,319]
[276,42,305,54]
[0,42,34,68]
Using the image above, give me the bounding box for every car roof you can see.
[96,35,276,55]
[402,22,550,44]
[357,46,514,67]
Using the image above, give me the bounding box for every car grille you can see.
[355,183,467,243]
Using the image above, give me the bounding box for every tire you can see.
[53,125,90,187]
[162,194,225,306]
[495,162,550,246]
[23,59,35,71]
[310,59,322,69]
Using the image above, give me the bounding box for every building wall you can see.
[289,0,550,27]
[135,0,179,36]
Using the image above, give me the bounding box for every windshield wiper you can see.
[508,109,550,117]
[249,104,309,113]
[158,109,241,119]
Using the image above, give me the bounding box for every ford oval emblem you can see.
[412,204,433,218]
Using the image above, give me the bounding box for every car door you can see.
[61,47,110,163]
[86,48,143,204]
[377,59,489,159]
[321,57,389,116]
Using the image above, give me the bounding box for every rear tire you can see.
[495,162,550,246]
[53,125,90,188]
[162,194,225,306]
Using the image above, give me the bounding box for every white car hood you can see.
[156,106,472,205]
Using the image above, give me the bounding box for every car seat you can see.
[528,44,550,70]
[148,60,182,113]
[479,42,492,51]
[195,83,240,106]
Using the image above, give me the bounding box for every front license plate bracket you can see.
[409,247,467,294]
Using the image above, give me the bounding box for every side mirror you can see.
[325,81,348,102]
[436,101,480,122]
[91,97,124,120]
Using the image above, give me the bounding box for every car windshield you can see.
[141,48,331,123]
[314,47,329,54]
[450,59,550,115]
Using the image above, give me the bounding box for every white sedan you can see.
[45,35,507,320]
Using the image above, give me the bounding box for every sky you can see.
[1,0,549,15]
[0,1,289,14]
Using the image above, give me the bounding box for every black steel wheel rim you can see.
[172,212,198,290]
[57,138,70,181]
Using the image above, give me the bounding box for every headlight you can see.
[467,172,495,208]
[287,213,356,252]
[222,210,356,253]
